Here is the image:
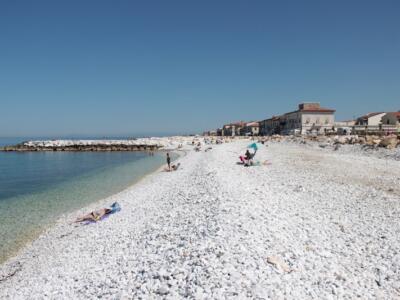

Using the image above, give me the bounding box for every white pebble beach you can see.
[1,139,399,299]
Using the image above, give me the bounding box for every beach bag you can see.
[109,202,121,214]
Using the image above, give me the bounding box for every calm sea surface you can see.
[0,137,172,263]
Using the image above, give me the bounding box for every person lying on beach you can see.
[164,163,180,172]
[74,202,121,223]
[172,163,180,171]
[75,208,111,222]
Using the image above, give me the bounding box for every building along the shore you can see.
[334,120,356,135]
[203,130,217,136]
[281,103,336,135]
[354,112,385,134]
[353,112,399,135]
[259,103,335,135]
[222,122,245,136]
[381,112,400,126]
[221,124,231,136]
[242,122,260,136]
[259,116,282,136]
[335,120,356,127]
[355,112,386,126]
[381,112,400,134]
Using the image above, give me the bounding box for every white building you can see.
[353,112,397,134]
[280,103,335,135]
[335,120,356,127]
[355,112,386,126]
[242,122,260,136]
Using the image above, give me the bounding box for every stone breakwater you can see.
[0,139,165,152]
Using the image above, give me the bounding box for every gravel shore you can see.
[1,140,399,299]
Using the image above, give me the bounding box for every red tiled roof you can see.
[301,108,336,113]
[284,107,335,115]
[386,112,400,120]
[246,122,259,127]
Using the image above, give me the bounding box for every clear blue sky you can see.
[1,0,399,137]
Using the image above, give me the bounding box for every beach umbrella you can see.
[247,143,258,151]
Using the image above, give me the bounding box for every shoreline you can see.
[0,145,194,284]
[0,149,185,265]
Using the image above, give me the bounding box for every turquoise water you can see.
[0,141,173,263]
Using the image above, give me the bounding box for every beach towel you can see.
[82,202,121,225]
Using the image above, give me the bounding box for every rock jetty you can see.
[0,139,164,152]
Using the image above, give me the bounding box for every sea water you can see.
[0,138,174,263]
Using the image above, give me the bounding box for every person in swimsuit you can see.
[74,202,120,223]
[74,208,111,223]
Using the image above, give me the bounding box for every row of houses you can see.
[205,121,260,137]
[203,102,400,136]
[355,112,400,126]
[351,112,400,135]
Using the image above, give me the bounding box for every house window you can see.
[325,118,329,124]
[316,117,320,124]
[306,118,310,124]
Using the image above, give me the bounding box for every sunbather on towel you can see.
[75,202,120,223]
[172,163,180,171]
[165,163,180,172]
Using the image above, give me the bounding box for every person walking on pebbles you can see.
[166,152,171,171]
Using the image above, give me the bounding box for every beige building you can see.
[335,120,356,127]
[242,122,260,136]
[281,103,335,135]
[222,122,245,136]
[334,120,356,135]
[259,103,335,135]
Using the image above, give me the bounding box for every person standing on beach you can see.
[166,153,171,171]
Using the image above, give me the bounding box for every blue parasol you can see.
[247,143,258,151]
